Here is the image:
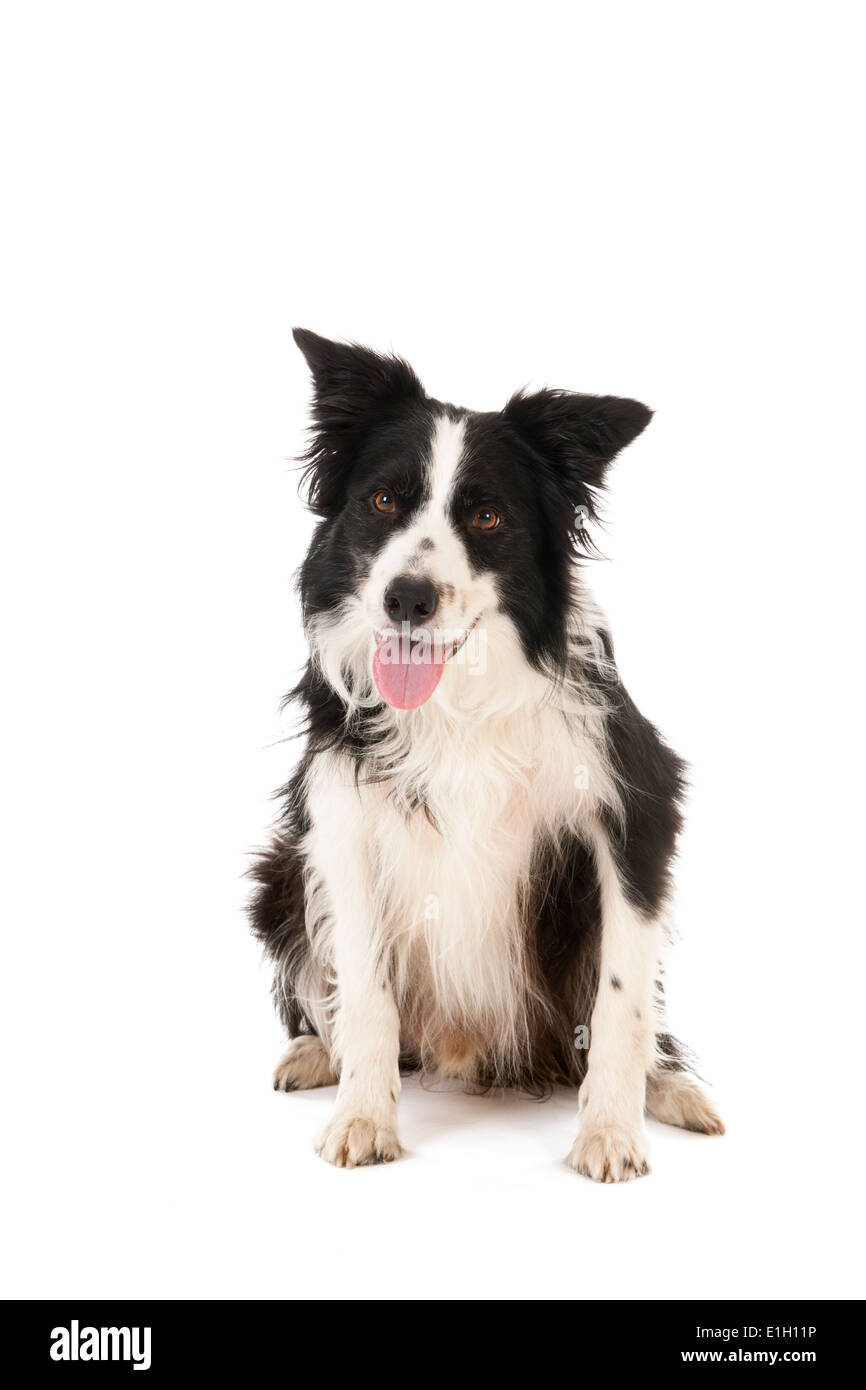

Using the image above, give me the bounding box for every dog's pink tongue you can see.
[373,642,444,709]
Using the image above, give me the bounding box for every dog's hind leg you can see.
[645,1003,725,1134]
[645,1069,725,1135]
[273,1034,339,1092]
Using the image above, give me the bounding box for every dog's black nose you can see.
[383,575,439,625]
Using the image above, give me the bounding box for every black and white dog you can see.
[250,329,723,1181]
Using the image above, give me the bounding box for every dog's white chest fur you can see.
[302,684,617,1070]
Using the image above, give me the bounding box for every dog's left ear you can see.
[293,328,424,514]
[504,387,652,513]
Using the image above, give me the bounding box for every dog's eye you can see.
[373,490,397,514]
[472,508,500,531]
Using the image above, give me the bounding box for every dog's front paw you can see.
[567,1122,650,1183]
[316,1112,402,1169]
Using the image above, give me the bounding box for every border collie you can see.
[250,329,724,1181]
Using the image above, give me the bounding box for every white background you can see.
[2,1,864,1301]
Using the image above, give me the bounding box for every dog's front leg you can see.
[316,911,403,1168]
[309,768,402,1168]
[568,830,660,1182]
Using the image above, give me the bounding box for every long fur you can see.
[250,330,721,1178]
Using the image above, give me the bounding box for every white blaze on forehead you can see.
[426,413,466,518]
[363,410,483,634]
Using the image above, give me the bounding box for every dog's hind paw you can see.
[273,1035,338,1092]
[316,1113,402,1169]
[567,1122,650,1183]
[646,1072,725,1135]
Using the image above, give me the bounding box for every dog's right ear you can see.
[293,329,424,514]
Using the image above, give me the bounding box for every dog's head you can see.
[294,329,651,714]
